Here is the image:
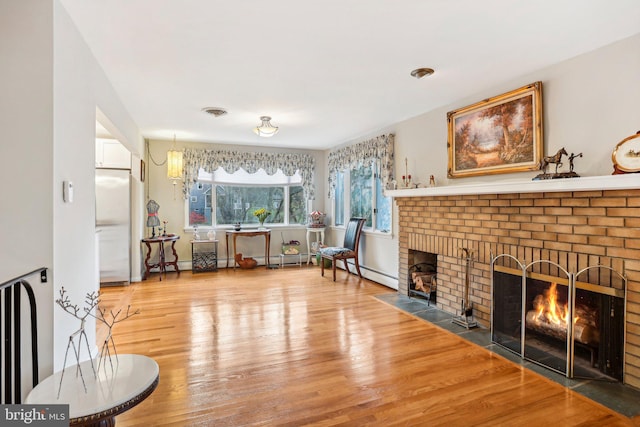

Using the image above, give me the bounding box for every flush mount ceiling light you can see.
[410,67,435,79]
[253,116,279,138]
[201,107,228,117]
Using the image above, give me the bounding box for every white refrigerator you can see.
[95,168,131,284]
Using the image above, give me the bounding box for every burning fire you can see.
[531,283,578,326]
[526,282,599,346]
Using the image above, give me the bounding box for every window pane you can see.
[334,171,344,226]
[189,182,213,226]
[350,165,372,227]
[215,185,284,225]
[375,174,392,232]
[289,186,306,224]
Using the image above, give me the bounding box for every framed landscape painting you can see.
[447,82,543,178]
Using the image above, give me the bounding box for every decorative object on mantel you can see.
[612,131,640,174]
[533,147,582,180]
[452,248,478,329]
[429,175,436,187]
[401,157,412,188]
[447,82,543,178]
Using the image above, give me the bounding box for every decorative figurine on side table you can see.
[146,199,161,238]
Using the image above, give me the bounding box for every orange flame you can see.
[532,283,578,326]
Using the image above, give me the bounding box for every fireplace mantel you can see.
[386,174,639,198]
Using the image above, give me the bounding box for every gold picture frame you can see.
[447,82,543,178]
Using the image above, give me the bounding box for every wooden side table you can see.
[142,235,180,280]
[306,227,326,265]
[225,229,271,269]
[25,354,159,427]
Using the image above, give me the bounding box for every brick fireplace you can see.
[395,181,640,388]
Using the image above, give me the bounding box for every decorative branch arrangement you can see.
[55,287,140,397]
[55,287,99,397]
[94,303,140,373]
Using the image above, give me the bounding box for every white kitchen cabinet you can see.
[96,138,131,169]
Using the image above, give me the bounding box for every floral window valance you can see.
[327,134,394,198]
[182,148,316,200]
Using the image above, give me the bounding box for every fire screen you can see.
[491,255,626,381]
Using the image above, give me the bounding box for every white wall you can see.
[394,32,640,186]
[52,1,143,370]
[0,0,142,386]
[326,32,640,289]
[0,0,56,384]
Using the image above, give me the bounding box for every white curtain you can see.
[182,148,316,200]
[327,134,394,198]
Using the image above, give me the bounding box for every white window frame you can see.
[332,161,392,235]
[185,167,309,229]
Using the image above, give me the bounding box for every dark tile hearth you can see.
[376,293,640,418]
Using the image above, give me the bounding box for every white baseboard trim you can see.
[326,261,398,290]
[178,257,399,290]
[362,268,398,290]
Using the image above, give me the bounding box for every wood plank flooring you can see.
[97,267,638,426]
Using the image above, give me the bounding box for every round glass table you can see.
[25,354,159,427]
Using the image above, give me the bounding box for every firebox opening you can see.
[408,250,437,305]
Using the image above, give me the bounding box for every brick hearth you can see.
[396,189,640,388]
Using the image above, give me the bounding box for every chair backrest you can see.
[343,218,366,251]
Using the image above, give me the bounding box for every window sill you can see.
[328,225,393,239]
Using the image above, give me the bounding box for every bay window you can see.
[187,167,306,227]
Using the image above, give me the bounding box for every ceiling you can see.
[60,0,640,150]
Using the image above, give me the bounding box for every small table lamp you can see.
[146,199,161,237]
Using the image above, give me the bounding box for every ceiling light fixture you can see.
[253,116,279,138]
[202,107,228,117]
[410,67,435,79]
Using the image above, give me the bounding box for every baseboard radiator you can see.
[0,267,46,404]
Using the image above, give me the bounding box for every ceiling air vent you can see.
[202,107,228,117]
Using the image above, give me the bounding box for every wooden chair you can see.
[320,217,366,281]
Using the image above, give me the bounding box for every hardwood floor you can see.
[98,267,637,426]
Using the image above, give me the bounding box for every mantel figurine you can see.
[533,147,582,180]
